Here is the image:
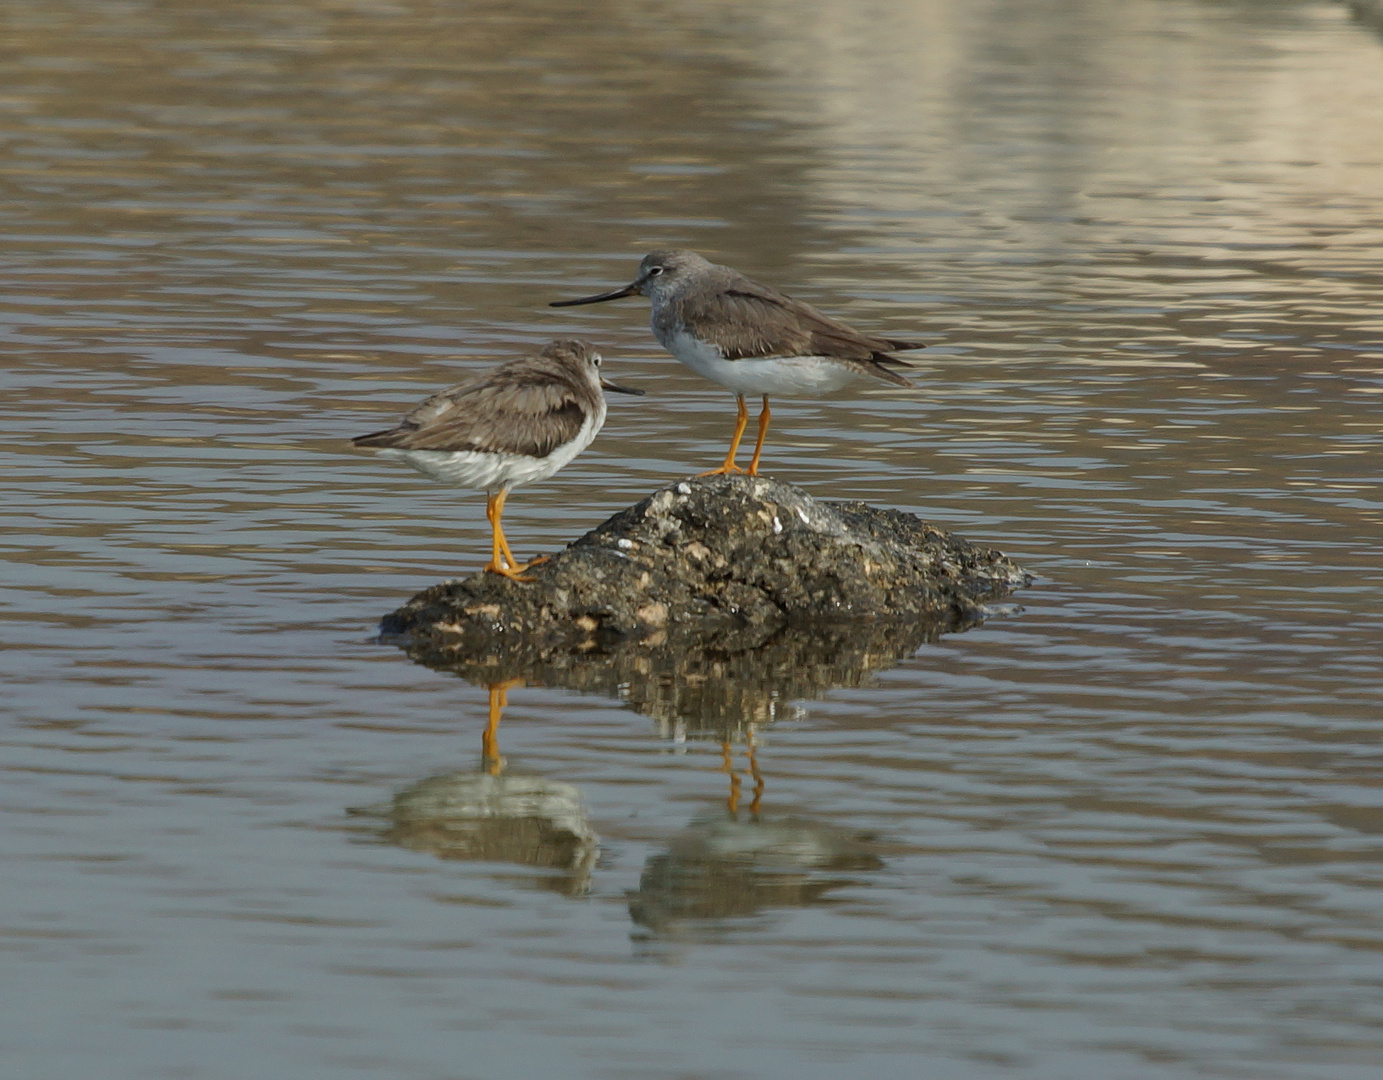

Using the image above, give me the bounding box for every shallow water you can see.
[3,1,1382,1077]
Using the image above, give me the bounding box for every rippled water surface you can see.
[4,1,1383,1078]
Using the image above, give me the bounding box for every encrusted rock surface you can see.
[380,474,1028,659]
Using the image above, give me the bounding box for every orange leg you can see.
[746,395,771,477]
[484,491,508,572]
[484,489,540,581]
[698,395,749,477]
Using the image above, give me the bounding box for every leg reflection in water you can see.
[483,678,524,776]
[720,735,764,816]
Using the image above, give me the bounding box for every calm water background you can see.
[3,1,1382,1077]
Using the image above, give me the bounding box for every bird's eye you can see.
[648,266,664,276]
[593,356,601,365]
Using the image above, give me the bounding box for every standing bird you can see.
[352,339,642,581]
[551,250,924,476]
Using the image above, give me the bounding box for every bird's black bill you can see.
[549,282,640,307]
[600,377,644,396]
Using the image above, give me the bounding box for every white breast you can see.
[659,329,859,396]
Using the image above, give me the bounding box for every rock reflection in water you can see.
[400,610,969,744]
[350,683,599,898]
[397,616,935,931]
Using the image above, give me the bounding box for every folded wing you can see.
[352,368,587,459]
[670,273,925,387]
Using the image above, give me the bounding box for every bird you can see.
[351,339,642,581]
[550,249,924,476]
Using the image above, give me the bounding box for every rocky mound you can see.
[379,474,1028,656]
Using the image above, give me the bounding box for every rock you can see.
[357,478,1029,910]
[380,473,1029,658]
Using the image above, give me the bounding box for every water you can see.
[3,1,1382,1077]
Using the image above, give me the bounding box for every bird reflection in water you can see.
[627,722,884,939]
[721,736,764,816]
[628,814,884,936]
[348,678,600,898]
[480,678,513,775]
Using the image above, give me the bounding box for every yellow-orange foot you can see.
[503,555,549,577]
[498,539,549,572]
[697,464,746,477]
[483,560,536,582]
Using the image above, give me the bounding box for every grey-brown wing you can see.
[353,369,587,458]
[675,274,924,363]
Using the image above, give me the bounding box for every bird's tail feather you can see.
[864,358,914,387]
[352,427,406,448]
